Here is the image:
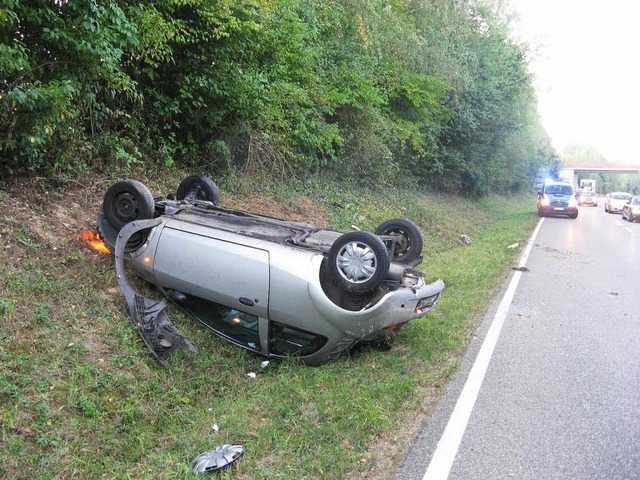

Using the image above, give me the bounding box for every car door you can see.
[152,225,270,319]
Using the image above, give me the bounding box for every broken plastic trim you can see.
[114,218,197,368]
[191,444,245,473]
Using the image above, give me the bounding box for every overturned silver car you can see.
[98,176,444,366]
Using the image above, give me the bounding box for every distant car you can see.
[622,196,640,222]
[604,192,632,213]
[537,180,578,219]
[574,189,583,203]
[578,190,598,207]
[98,176,444,367]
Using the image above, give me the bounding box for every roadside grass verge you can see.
[0,172,538,479]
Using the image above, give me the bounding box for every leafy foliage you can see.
[0,0,555,194]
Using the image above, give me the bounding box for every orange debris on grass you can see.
[80,230,111,254]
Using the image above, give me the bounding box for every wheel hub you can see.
[185,187,205,200]
[114,192,139,222]
[337,242,377,283]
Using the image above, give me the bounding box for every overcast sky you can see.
[508,0,640,165]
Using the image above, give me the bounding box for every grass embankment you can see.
[0,171,538,479]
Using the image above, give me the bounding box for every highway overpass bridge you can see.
[558,165,639,188]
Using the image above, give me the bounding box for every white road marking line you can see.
[422,217,544,480]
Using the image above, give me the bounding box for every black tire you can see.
[328,231,390,293]
[102,180,155,230]
[569,212,578,219]
[375,218,424,264]
[176,175,219,204]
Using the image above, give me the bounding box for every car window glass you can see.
[269,321,328,357]
[633,198,640,205]
[180,294,261,351]
[545,185,572,195]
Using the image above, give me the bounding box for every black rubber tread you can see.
[374,218,424,263]
[176,175,220,205]
[102,179,155,230]
[328,230,390,293]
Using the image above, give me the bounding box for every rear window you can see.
[613,194,631,200]
[544,184,573,195]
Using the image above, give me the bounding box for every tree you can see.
[1,0,555,196]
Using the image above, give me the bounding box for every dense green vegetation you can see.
[1,0,556,194]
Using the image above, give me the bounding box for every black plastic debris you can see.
[114,218,196,368]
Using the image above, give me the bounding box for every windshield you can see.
[544,184,573,195]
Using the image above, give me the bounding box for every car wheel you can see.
[328,231,390,293]
[569,212,578,219]
[177,175,220,204]
[537,210,545,217]
[374,218,424,264]
[103,179,155,230]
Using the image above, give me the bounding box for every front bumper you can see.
[538,206,578,217]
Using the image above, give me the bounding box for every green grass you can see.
[0,173,538,479]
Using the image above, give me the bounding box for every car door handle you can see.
[239,297,255,307]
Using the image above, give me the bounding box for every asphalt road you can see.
[395,204,640,480]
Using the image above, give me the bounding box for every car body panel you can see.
[578,191,598,206]
[154,224,271,318]
[124,213,444,340]
[537,181,578,218]
[605,192,632,213]
[99,189,444,366]
[622,196,640,222]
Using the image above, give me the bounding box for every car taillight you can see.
[415,294,439,314]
